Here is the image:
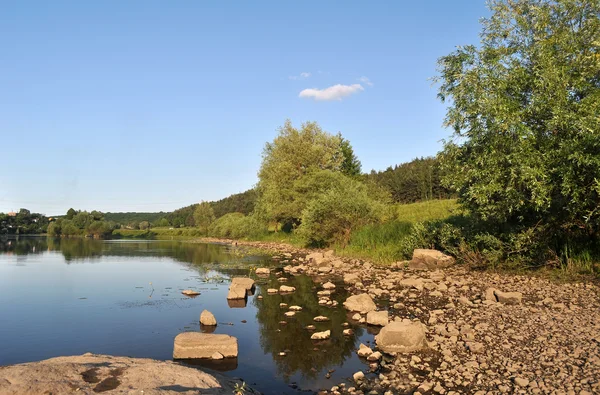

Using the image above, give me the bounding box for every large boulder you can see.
[173,332,238,359]
[375,320,427,353]
[409,249,455,270]
[200,310,217,326]
[366,310,389,326]
[0,353,248,395]
[344,294,377,313]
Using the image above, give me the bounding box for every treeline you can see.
[165,189,257,228]
[0,209,49,235]
[103,212,168,227]
[365,157,453,203]
[47,209,117,238]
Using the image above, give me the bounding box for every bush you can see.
[208,213,267,239]
[297,175,388,247]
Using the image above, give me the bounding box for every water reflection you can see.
[0,237,372,394]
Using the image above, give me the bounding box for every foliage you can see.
[193,201,216,234]
[297,173,389,247]
[0,208,48,235]
[139,221,150,230]
[394,199,461,223]
[256,120,348,226]
[103,212,168,226]
[338,134,362,177]
[211,189,257,218]
[208,213,267,239]
[46,209,116,238]
[365,156,453,203]
[436,0,600,268]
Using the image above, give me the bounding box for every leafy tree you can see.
[298,173,389,247]
[156,218,170,227]
[193,201,216,234]
[436,0,600,263]
[365,157,452,203]
[338,134,362,177]
[66,208,77,220]
[139,221,150,230]
[256,120,345,227]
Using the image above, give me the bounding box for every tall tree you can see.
[193,201,215,234]
[256,120,345,226]
[338,134,362,177]
[437,0,600,253]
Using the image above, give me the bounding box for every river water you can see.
[0,237,377,394]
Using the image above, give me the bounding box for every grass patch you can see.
[112,229,156,239]
[394,199,461,223]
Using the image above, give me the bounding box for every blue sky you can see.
[0,1,488,215]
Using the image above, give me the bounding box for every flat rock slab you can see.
[227,285,247,300]
[173,333,238,359]
[230,277,255,291]
[366,310,389,326]
[375,320,427,353]
[0,353,252,395]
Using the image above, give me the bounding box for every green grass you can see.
[111,229,156,239]
[394,199,461,223]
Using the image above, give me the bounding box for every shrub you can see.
[297,175,388,247]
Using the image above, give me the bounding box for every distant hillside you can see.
[166,189,257,227]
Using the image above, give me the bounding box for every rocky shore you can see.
[0,353,257,395]
[204,237,600,394]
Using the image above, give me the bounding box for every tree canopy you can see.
[437,0,600,262]
[256,120,352,225]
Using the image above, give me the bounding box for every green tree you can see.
[436,0,600,263]
[139,221,150,230]
[338,134,362,177]
[256,120,345,227]
[66,208,77,220]
[193,201,215,234]
[297,173,388,247]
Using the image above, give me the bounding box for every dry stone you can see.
[344,293,377,313]
[366,310,389,326]
[227,285,247,300]
[0,353,246,395]
[410,249,455,270]
[375,320,427,353]
[173,333,238,359]
[311,330,330,340]
[200,310,217,326]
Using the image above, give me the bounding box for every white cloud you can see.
[299,83,364,101]
[358,76,373,86]
[289,72,311,80]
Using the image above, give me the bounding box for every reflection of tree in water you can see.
[1,238,272,278]
[254,274,363,382]
[0,237,48,255]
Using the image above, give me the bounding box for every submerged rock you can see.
[173,332,238,359]
[0,353,246,395]
[343,293,377,313]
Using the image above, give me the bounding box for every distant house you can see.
[7,212,16,217]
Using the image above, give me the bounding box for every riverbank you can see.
[0,353,258,394]
[202,238,600,394]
